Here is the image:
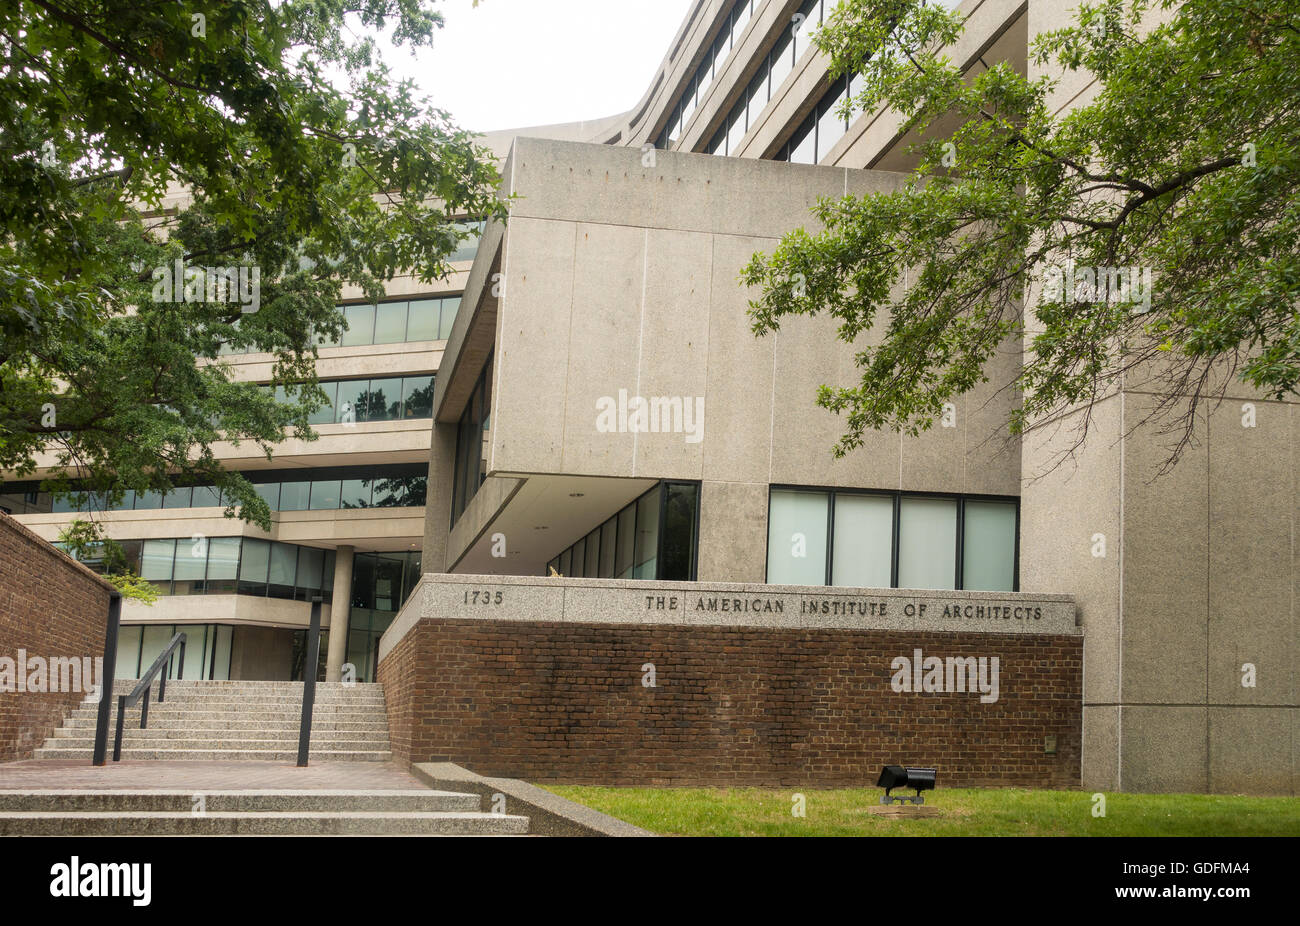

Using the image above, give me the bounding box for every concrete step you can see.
[0,811,528,836]
[107,681,385,692]
[44,735,390,751]
[53,724,389,739]
[59,717,389,733]
[83,698,385,712]
[31,746,393,761]
[67,705,386,721]
[0,790,479,813]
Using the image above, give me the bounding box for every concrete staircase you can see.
[0,790,530,835]
[34,680,393,762]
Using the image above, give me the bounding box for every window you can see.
[451,354,493,525]
[656,0,756,150]
[765,488,1019,591]
[767,489,829,585]
[340,304,375,347]
[897,496,958,590]
[545,482,699,581]
[372,301,408,344]
[962,499,1018,591]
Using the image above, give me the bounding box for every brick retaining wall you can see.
[0,512,113,761]
[378,616,1082,787]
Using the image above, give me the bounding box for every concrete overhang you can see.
[447,473,657,576]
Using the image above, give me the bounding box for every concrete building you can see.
[6,0,1296,793]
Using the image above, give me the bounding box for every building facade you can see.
[6,0,1297,793]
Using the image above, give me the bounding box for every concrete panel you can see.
[1121,705,1207,793]
[1208,707,1294,795]
[702,234,777,484]
[1020,399,1121,704]
[492,217,577,474]
[1207,399,1295,705]
[633,228,712,478]
[1121,394,1209,704]
[1082,704,1120,791]
[558,222,647,477]
[697,481,768,583]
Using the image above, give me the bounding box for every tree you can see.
[741,0,1300,472]
[0,1,504,593]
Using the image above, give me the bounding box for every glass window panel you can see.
[269,542,297,586]
[307,380,337,426]
[162,483,192,507]
[660,483,698,581]
[695,57,712,101]
[176,625,207,680]
[340,479,371,509]
[363,377,402,421]
[210,625,232,680]
[448,221,484,263]
[599,519,616,578]
[279,480,310,511]
[793,0,818,58]
[141,539,176,582]
[584,530,600,578]
[116,539,143,576]
[897,497,958,590]
[680,76,696,126]
[963,500,1017,591]
[727,100,747,153]
[769,30,794,92]
[296,546,325,594]
[633,490,660,579]
[173,536,208,581]
[745,69,768,131]
[569,537,586,579]
[817,76,849,160]
[134,489,163,510]
[405,299,439,341]
[402,376,434,419]
[310,480,342,511]
[139,625,176,680]
[558,548,572,578]
[336,379,368,425]
[789,115,816,164]
[766,490,828,585]
[437,297,461,340]
[831,493,893,587]
[239,538,270,584]
[372,301,408,344]
[114,625,142,680]
[245,481,277,512]
[732,0,752,35]
[192,486,221,508]
[712,32,730,78]
[340,304,375,347]
[205,538,241,582]
[374,555,404,611]
[615,505,637,579]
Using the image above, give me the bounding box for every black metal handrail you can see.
[110,631,186,762]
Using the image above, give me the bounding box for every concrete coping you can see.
[411,763,655,837]
[379,573,1078,664]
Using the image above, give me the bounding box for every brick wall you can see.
[0,512,113,761]
[378,617,1082,787]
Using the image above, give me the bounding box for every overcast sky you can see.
[370,0,695,134]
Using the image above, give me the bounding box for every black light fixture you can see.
[876,765,937,805]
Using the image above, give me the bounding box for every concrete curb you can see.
[411,763,656,837]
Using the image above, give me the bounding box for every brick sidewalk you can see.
[0,759,424,790]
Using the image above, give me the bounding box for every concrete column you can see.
[324,545,355,682]
[421,421,458,572]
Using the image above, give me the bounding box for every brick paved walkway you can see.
[0,759,424,790]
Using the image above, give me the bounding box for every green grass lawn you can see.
[541,785,1300,836]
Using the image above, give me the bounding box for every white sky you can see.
[371,0,696,134]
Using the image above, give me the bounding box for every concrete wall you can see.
[437,137,1021,578]
[0,512,114,761]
